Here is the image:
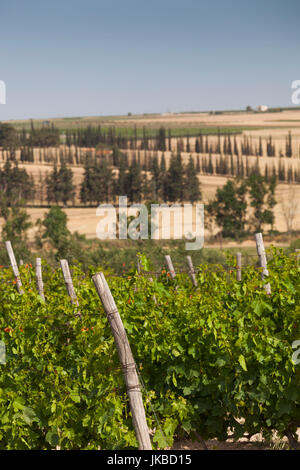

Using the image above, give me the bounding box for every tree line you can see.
[0,153,278,241]
[207,174,277,239]
[46,151,201,205]
[1,146,298,210]
[0,122,298,158]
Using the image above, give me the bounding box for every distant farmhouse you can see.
[256,105,268,112]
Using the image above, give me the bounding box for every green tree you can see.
[247,172,276,232]
[0,196,32,258]
[126,154,142,203]
[208,179,247,239]
[80,156,94,205]
[46,162,74,206]
[80,156,113,205]
[40,206,71,259]
[116,154,128,196]
[157,127,166,151]
[159,153,168,202]
[0,160,35,205]
[184,156,201,203]
[28,121,60,147]
[166,152,184,202]
[150,153,160,199]
[0,123,17,147]
[59,161,75,205]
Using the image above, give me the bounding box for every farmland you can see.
[1,108,300,246]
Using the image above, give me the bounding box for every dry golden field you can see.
[7,160,297,244]
[5,108,300,155]
[21,175,300,244]
[2,109,300,245]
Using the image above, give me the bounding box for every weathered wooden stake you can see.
[186,255,197,287]
[60,259,80,315]
[5,241,24,294]
[148,277,157,304]
[35,258,45,301]
[255,233,271,294]
[236,252,242,281]
[92,272,152,450]
[165,255,176,279]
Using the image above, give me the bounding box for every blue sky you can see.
[0,0,299,120]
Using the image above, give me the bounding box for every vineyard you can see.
[0,241,299,450]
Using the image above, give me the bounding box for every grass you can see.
[7,119,259,137]
[5,115,269,135]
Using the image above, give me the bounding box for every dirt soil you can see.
[170,426,300,450]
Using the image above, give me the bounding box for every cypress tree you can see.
[286,131,292,158]
[58,161,75,206]
[196,155,200,173]
[208,153,214,174]
[184,155,201,203]
[258,136,263,156]
[205,135,209,153]
[159,153,168,202]
[151,153,160,199]
[234,136,239,156]
[168,129,172,152]
[217,131,221,154]
[165,151,183,202]
[157,127,166,151]
[230,154,234,175]
[127,154,142,202]
[117,154,128,196]
[199,133,203,153]
[186,135,190,153]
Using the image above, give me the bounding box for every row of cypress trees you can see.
[2,148,300,207]
[63,125,295,158]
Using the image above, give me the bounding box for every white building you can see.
[256,105,268,112]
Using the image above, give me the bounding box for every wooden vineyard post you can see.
[236,252,242,281]
[92,272,152,450]
[164,255,176,280]
[60,259,81,316]
[255,233,271,295]
[35,258,45,301]
[5,241,24,294]
[186,255,197,287]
